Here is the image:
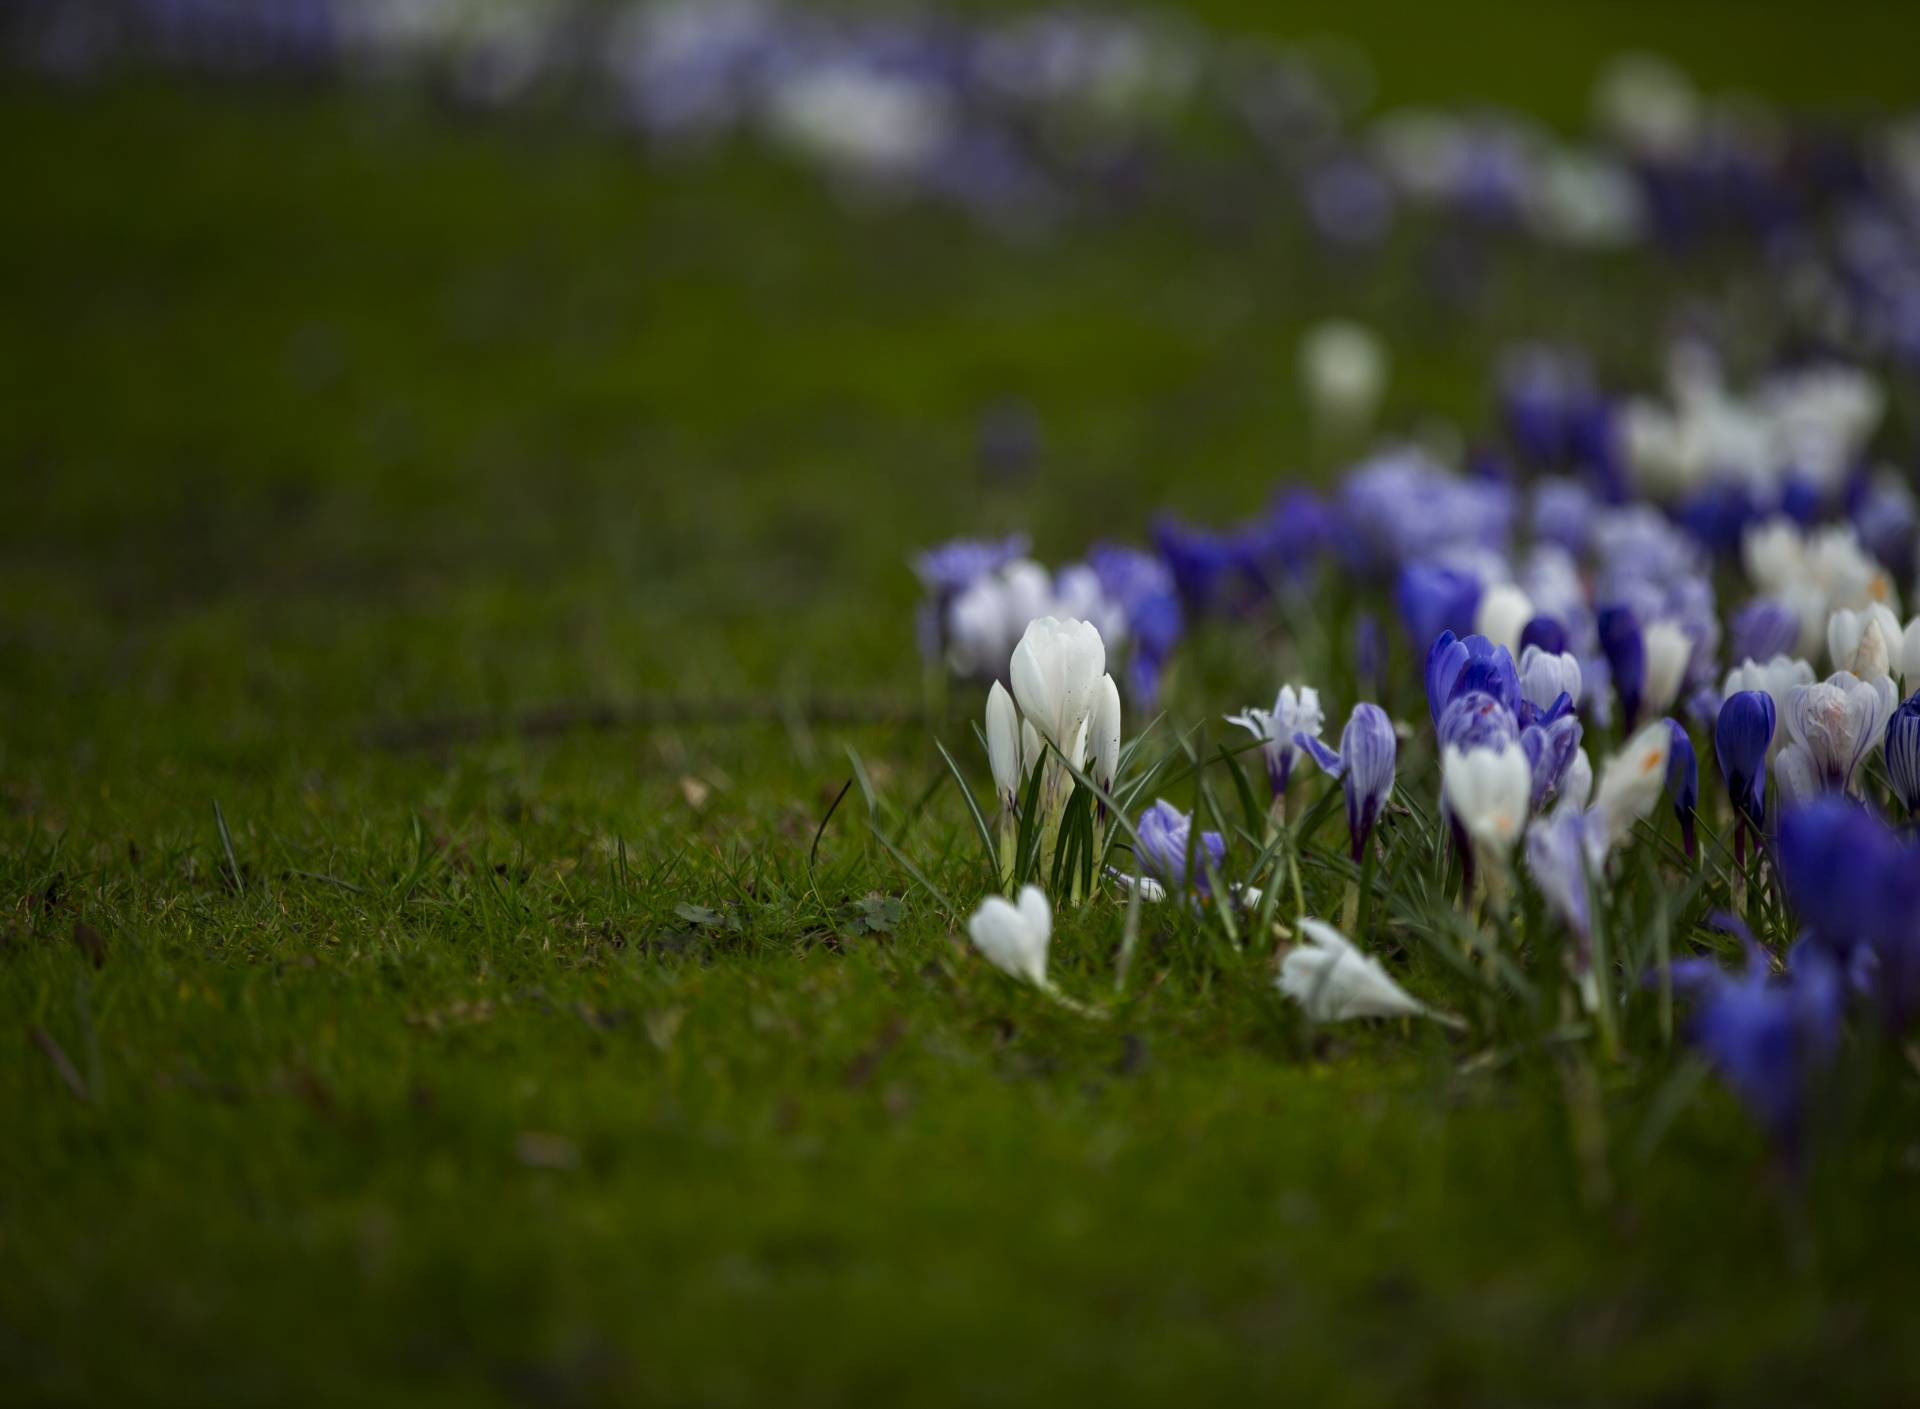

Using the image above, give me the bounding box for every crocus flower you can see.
[1474,582,1536,655]
[1425,631,1521,726]
[1396,562,1482,662]
[1671,937,1842,1169]
[1278,919,1429,1021]
[1714,689,1776,829]
[1597,605,1646,726]
[968,885,1051,988]
[1642,620,1695,724]
[1525,805,1607,956]
[1559,749,1594,812]
[985,681,1022,814]
[1592,721,1672,851]
[1296,703,1398,863]
[1887,692,1920,817]
[1727,597,1801,669]
[1091,673,1121,794]
[1442,742,1531,876]
[1827,603,1901,680]
[1520,713,1584,812]
[1776,797,1902,963]
[1226,685,1324,804]
[1665,718,1698,859]
[1775,671,1899,803]
[1722,654,1815,759]
[1437,691,1520,753]
[1134,799,1226,896]
[1517,644,1582,719]
[1519,615,1568,656]
[1009,616,1107,769]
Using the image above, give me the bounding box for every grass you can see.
[5,33,1920,1404]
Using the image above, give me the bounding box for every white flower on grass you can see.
[1723,654,1817,759]
[1009,616,1107,770]
[967,885,1051,988]
[1592,721,1672,851]
[1298,320,1388,435]
[1474,582,1536,656]
[1278,918,1428,1022]
[1518,646,1583,717]
[1827,603,1901,680]
[1442,743,1532,871]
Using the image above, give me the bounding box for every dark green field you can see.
[6,7,1920,1401]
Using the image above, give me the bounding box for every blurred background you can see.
[4,0,1920,760]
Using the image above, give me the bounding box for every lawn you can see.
[5,12,1920,1403]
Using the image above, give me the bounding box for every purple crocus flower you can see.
[1424,631,1522,727]
[1521,713,1584,812]
[1714,690,1776,831]
[912,532,1029,596]
[1134,799,1226,896]
[1151,514,1245,619]
[1519,615,1568,656]
[1665,718,1698,859]
[1437,691,1520,753]
[1727,598,1801,670]
[1885,693,1920,819]
[1395,562,1482,662]
[1296,702,1397,863]
[1088,542,1185,707]
[1775,798,1904,965]
[1671,936,1843,1168]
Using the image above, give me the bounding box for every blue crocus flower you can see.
[1671,936,1843,1169]
[1714,690,1775,831]
[1134,799,1226,896]
[1665,718,1699,860]
[1520,713,1583,812]
[1597,605,1646,730]
[1437,691,1520,753]
[1150,514,1243,619]
[1296,703,1398,864]
[1395,563,1482,665]
[1886,692,1920,819]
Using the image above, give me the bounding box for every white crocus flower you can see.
[1226,684,1324,811]
[1723,654,1817,759]
[1905,616,1920,691]
[967,885,1051,988]
[1558,748,1594,814]
[1474,583,1536,655]
[1641,619,1693,721]
[1442,743,1532,873]
[1298,320,1388,438]
[985,681,1022,813]
[1743,517,1807,597]
[1518,646,1583,716]
[1009,616,1106,770]
[1591,721,1672,851]
[1777,670,1899,797]
[1278,919,1429,1022]
[1828,603,1902,680]
[1090,672,1121,794]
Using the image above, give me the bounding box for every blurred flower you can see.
[968,884,1052,988]
[1396,561,1483,660]
[1525,805,1607,965]
[1666,718,1699,858]
[1299,320,1389,437]
[1474,582,1536,655]
[1134,799,1225,896]
[1592,721,1673,850]
[1726,597,1801,668]
[1517,644,1583,718]
[1887,693,1920,817]
[1425,631,1521,727]
[1827,603,1901,678]
[1443,741,1531,874]
[1278,919,1429,1021]
[986,681,1022,813]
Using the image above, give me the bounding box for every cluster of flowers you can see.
[928,331,1920,1165]
[22,2,1920,321]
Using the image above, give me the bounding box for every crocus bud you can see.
[1091,673,1121,793]
[1665,718,1698,859]
[1593,720,1672,851]
[1338,703,1397,863]
[1135,799,1225,896]
[1278,918,1428,1021]
[1886,692,1920,817]
[1643,620,1693,723]
[967,885,1051,988]
[1525,806,1607,950]
[1442,743,1532,871]
[1722,654,1815,759]
[1559,748,1594,813]
[1474,583,1536,655]
[1009,616,1107,770]
[1598,605,1647,728]
[985,681,1022,813]
[1828,604,1901,680]
[1397,565,1482,667]
[1714,690,1776,828]
[1519,615,1568,656]
[1298,320,1388,435]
